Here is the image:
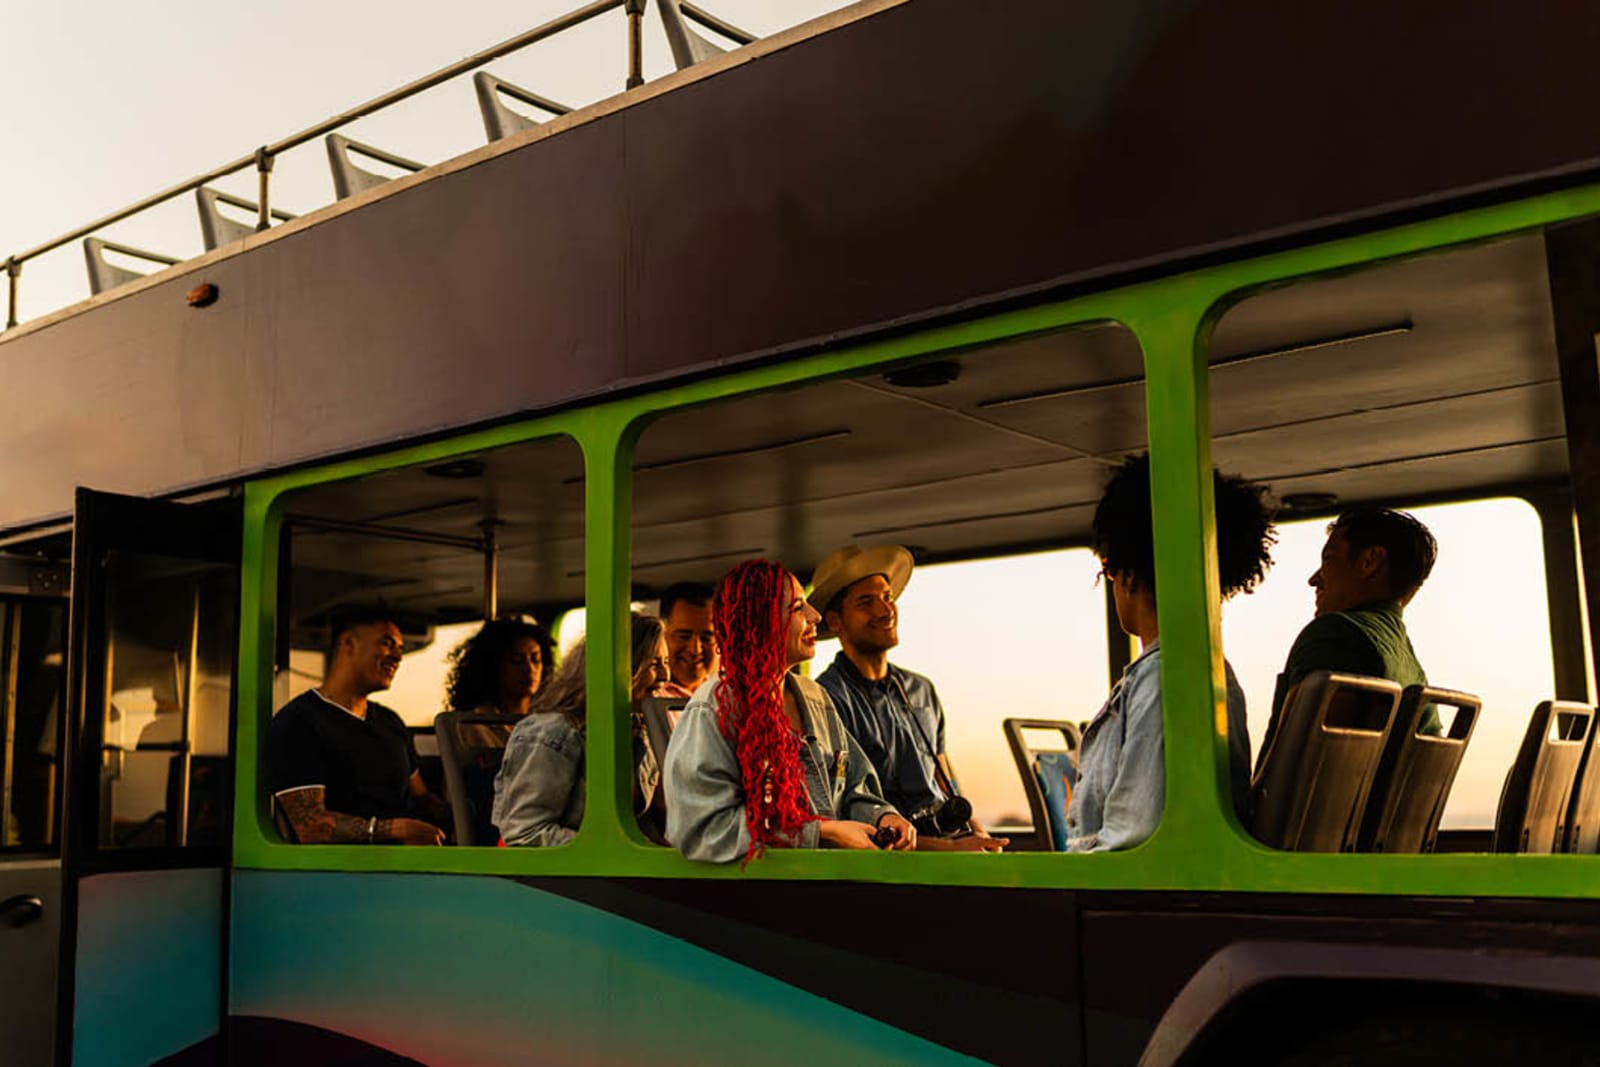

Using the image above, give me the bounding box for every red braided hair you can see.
[713,559,815,863]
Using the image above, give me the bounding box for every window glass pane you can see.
[891,549,1107,829]
[273,434,582,847]
[632,322,1142,855]
[1223,499,1554,829]
[1208,235,1576,851]
[2,600,66,853]
[101,553,235,849]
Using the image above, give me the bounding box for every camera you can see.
[911,794,973,838]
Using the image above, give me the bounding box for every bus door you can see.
[60,489,240,1066]
[0,554,68,1067]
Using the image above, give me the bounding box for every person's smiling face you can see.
[665,599,716,689]
[349,621,404,694]
[783,574,821,668]
[827,573,898,655]
[1310,530,1382,616]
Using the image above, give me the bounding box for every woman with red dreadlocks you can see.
[664,559,917,864]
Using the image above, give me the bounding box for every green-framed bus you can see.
[7,1,1600,1063]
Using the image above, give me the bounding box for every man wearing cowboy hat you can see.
[810,545,1007,852]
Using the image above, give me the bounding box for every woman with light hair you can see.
[493,613,671,846]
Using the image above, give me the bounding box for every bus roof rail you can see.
[3,0,756,328]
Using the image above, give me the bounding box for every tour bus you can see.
[6,0,1600,1064]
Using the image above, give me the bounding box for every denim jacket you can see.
[491,709,662,847]
[1066,642,1250,852]
[492,712,586,847]
[663,672,895,863]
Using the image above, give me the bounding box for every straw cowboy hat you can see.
[808,544,914,640]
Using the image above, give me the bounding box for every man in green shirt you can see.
[1258,506,1439,770]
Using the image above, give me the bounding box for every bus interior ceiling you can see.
[284,435,585,641]
[1209,234,1565,507]
[634,235,1567,590]
[631,320,1145,587]
[279,234,1565,642]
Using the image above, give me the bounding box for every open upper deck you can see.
[4,0,1600,536]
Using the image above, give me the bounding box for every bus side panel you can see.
[230,870,1077,1067]
[72,868,224,1067]
[1078,891,1600,1065]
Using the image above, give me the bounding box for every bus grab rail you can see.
[2,0,750,329]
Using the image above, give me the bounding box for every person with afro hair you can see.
[1065,453,1275,852]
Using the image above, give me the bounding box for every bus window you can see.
[1207,234,1573,852]
[272,433,582,847]
[631,322,1142,854]
[1,595,67,853]
[890,550,1108,832]
[99,553,236,850]
[1224,499,1553,832]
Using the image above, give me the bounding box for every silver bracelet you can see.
[367,816,377,843]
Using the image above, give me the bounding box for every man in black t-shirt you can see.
[265,607,449,845]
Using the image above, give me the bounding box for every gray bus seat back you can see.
[83,237,180,295]
[196,186,296,250]
[1493,701,1592,853]
[473,71,571,142]
[1003,717,1081,851]
[1250,672,1400,852]
[1360,685,1479,853]
[434,710,519,845]
[325,133,425,199]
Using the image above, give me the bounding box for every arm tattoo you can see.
[276,786,376,844]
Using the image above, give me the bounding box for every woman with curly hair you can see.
[1065,453,1275,852]
[439,618,557,844]
[664,559,917,864]
[445,618,556,718]
[493,614,671,846]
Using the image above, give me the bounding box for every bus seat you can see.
[196,187,295,251]
[1250,671,1401,852]
[83,237,180,295]
[325,134,425,200]
[472,71,571,142]
[1003,718,1081,851]
[1564,715,1600,852]
[639,697,687,778]
[1034,751,1076,851]
[656,0,756,71]
[1493,701,1592,853]
[434,711,519,846]
[1358,685,1480,853]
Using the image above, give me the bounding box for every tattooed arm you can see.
[274,786,444,845]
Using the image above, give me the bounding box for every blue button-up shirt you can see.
[815,652,947,820]
[1066,642,1251,852]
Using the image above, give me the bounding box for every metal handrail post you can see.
[5,258,19,330]
[482,521,501,619]
[626,0,646,88]
[175,584,200,848]
[255,147,276,232]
